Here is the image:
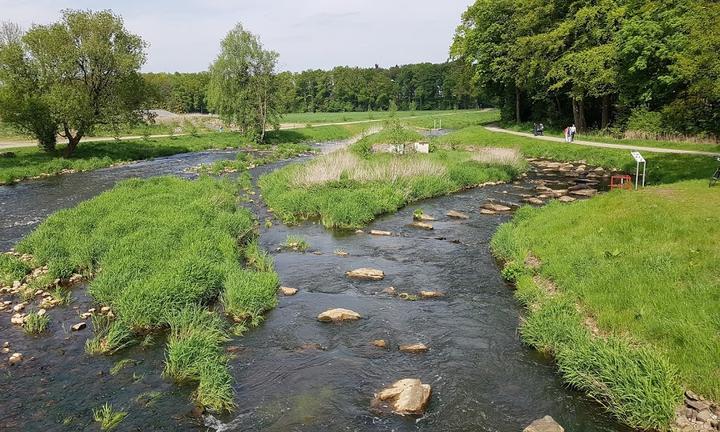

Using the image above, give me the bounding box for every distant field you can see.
[279,109,478,125]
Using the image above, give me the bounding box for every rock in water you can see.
[480,209,497,215]
[557,196,576,203]
[446,210,469,219]
[482,203,512,212]
[370,230,392,236]
[419,290,443,299]
[279,286,298,296]
[372,339,387,348]
[524,197,544,205]
[410,221,433,230]
[71,322,86,331]
[346,268,384,280]
[399,343,428,353]
[373,378,432,416]
[523,416,565,432]
[317,308,361,322]
[8,352,23,365]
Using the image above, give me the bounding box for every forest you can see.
[451,0,720,135]
[144,61,486,116]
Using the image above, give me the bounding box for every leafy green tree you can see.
[207,23,280,142]
[0,10,148,156]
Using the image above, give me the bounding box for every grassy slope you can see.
[436,126,717,184]
[0,124,364,185]
[492,181,720,428]
[501,122,720,153]
[278,109,463,124]
[14,176,278,411]
[260,127,524,229]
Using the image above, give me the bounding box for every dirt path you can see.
[484,126,720,157]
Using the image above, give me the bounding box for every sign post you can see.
[630,151,646,189]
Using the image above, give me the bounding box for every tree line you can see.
[451,0,720,135]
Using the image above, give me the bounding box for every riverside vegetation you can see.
[491,181,720,429]
[6,176,279,412]
[0,123,365,185]
[260,120,525,229]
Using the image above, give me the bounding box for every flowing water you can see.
[0,145,627,431]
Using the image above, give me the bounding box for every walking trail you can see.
[484,126,720,157]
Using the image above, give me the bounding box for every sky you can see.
[1,0,474,73]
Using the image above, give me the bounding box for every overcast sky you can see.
[1,0,474,72]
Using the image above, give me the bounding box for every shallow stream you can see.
[0,144,626,431]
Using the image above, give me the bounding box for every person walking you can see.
[569,124,577,142]
[533,123,539,136]
[563,126,570,142]
[538,123,544,136]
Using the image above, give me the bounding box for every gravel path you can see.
[484,126,720,157]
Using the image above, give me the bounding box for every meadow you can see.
[491,180,720,428]
[0,124,364,185]
[12,176,279,412]
[260,122,525,229]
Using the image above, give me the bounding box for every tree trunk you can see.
[64,135,81,157]
[572,98,587,132]
[515,87,521,124]
[601,95,610,129]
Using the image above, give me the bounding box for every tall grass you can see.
[261,129,524,229]
[16,176,279,412]
[0,254,30,286]
[490,180,720,429]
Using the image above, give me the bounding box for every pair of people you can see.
[563,124,576,142]
[533,123,545,136]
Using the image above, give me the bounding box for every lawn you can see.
[11,176,279,412]
[491,181,720,429]
[436,126,717,184]
[501,122,720,153]
[0,124,364,185]
[278,109,461,125]
[260,124,525,229]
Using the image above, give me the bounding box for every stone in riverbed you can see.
[71,322,86,331]
[524,197,544,205]
[12,302,26,312]
[279,286,298,296]
[372,339,387,348]
[317,308,361,322]
[446,210,469,219]
[382,286,397,296]
[10,313,25,325]
[410,221,433,230]
[523,416,565,432]
[696,410,713,423]
[482,203,512,212]
[399,343,428,353]
[480,209,496,215]
[569,188,597,197]
[419,290,443,299]
[370,230,392,236]
[373,378,432,416]
[557,196,576,203]
[414,213,436,221]
[346,268,384,280]
[8,352,23,365]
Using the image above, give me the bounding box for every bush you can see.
[626,108,664,134]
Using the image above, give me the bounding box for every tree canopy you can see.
[0,10,148,155]
[452,0,720,135]
[207,24,280,142]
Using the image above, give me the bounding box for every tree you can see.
[207,23,280,142]
[0,10,148,156]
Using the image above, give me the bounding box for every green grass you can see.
[279,109,463,125]
[92,403,127,431]
[260,128,524,228]
[502,121,720,153]
[0,254,30,286]
[491,180,720,428]
[436,126,717,184]
[16,176,279,412]
[281,235,310,252]
[0,124,364,185]
[221,270,279,324]
[404,109,501,129]
[23,312,49,335]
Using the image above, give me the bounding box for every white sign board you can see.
[631,151,645,163]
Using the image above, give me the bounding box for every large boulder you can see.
[373,378,432,416]
[346,268,384,280]
[523,415,565,432]
[317,308,361,322]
